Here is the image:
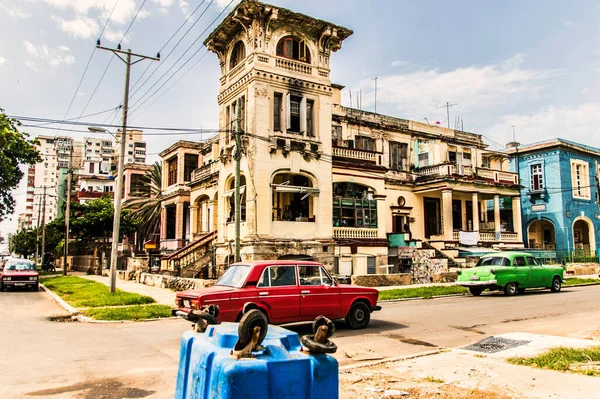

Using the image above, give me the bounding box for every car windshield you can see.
[216,265,251,288]
[5,262,36,271]
[476,256,510,266]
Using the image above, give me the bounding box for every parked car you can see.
[457,251,564,296]
[1,258,39,291]
[175,261,381,329]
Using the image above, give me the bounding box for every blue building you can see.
[507,139,600,261]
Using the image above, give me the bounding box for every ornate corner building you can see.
[160,1,525,278]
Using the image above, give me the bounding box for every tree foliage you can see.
[0,109,42,221]
[124,162,162,243]
[68,197,140,241]
[11,229,37,258]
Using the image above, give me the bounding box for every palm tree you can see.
[125,162,162,244]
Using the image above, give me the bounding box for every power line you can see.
[52,0,121,141]
[129,0,234,112]
[119,0,148,45]
[134,50,209,118]
[129,0,210,94]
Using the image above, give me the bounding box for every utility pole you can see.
[41,186,47,267]
[97,43,159,293]
[34,187,43,266]
[234,98,242,263]
[437,101,457,129]
[374,77,378,114]
[64,146,72,276]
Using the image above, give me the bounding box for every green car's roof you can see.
[478,252,535,259]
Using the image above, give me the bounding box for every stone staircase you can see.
[164,231,216,278]
[421,241,462,270]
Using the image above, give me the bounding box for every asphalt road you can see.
[2,285,600,398]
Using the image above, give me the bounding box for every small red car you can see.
[1,258,39,291]
[175,261,381,329]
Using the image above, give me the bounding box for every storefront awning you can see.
[223,185,246,198]
[271,184,320,195]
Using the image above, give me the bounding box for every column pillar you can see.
[461,199,467,232]
[201,201,208,233]
[190,205,199,237]
[472,193,480,239]
[512,196,523,242]
[494,195,501,239]
[442,190,453,240]
[160,206,166,242]
[176,202,184,244]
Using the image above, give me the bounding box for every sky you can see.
[0,0,599,237]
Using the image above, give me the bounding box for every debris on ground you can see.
[340,362,520,399]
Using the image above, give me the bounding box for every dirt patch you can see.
[341,366,518,399]
[26,377,155,398]
[385,334,437,348]
[451,325,486,335]
[48,315,77,323]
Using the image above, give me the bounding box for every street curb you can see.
[378,282,600,303]
[40,284,178,324]
[339,349,443,371]
[40,283,80,316]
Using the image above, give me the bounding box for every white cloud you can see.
[563,21,575,27]
[0,4,31,20]
[152,0,174,13]
[213,0,241,10]
[0,57,5,66]
[179,0,189,16]
[52,15,100,39]
[40,0,138,25]
[104,29,129,44]
[390,60,409,68]
[23,41,76,68]
[356,54,559,117]
[485,103,600,145]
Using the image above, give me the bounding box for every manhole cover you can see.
[463,336,530,353]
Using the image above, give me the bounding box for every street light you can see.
[87,126,123,292]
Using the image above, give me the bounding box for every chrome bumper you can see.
[458,279,498,287]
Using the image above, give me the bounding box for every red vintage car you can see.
[175,261,381,329]
[1,258,39,291]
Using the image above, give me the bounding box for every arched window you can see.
[272,173,319,222]
[226,175,246,222]
[276,36,311,63]
[229,41,246,70]
[332,182,377,228]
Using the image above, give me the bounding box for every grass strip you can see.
[564,278,600,286]
[379,286,468,300]
[41,276,155,308]
[508,346,600,377]
[83,304,173,321]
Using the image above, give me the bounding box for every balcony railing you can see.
[191,162,218,182]
[275,57,312,75]
[475,168,519,184]
[161,239,189,251]
[452,231,519,242]
[334,227,378,239]
[332,146,377,163]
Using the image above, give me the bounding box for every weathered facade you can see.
[507,138,600,261]
[164,1,525,279]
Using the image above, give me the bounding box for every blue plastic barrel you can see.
[175,322,338,399]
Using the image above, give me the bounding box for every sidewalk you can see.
[375,273,600,291]
[77,273,177,307]
[340,332,600,399]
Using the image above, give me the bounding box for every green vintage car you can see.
[457,252,565,296]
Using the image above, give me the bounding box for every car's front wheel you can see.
[346,301,371,329]
[504,282,518,296]
[550,276,562,293]
[469,287,483,296]
[0,283,4,292]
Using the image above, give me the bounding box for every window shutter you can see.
[286,93,291,130]
[389,142,397,170]
[299,97,307,133]
[570,162,577,197]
